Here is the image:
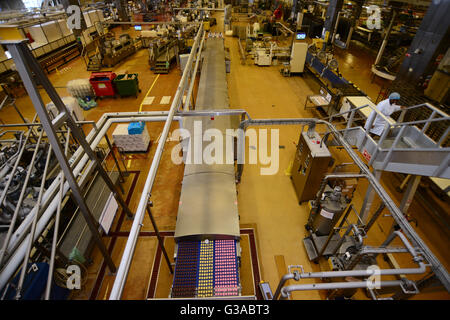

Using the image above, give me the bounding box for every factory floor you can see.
[0,12,448,300]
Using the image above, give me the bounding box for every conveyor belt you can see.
[171,37,242,298]
[174,38,240,240]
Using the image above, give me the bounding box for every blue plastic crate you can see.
[128,121,145,135]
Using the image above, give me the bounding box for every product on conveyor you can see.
[170,239,240,298]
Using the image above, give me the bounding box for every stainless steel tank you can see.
[311,186,348,236]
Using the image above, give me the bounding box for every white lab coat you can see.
[364,99,401,136]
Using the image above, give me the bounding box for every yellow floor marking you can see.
[274,255,288,280]
[103,283,109,300]
[139,74,160,112]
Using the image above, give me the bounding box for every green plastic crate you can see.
[113,73,141,98]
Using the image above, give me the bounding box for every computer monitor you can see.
[134,25,142,31]
[296,32,306,40]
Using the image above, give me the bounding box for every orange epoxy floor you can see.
[0,12,448,300]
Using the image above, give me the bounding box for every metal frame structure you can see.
[234,116,450,296]
[108,23,205,299]
[0,39,134,288]
[0,19,448,301]
[272,229,428,299]
[1,109,448,299]
[326,102,450,225]
[0,111,176,293]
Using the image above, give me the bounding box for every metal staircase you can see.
[153,59,170,74]
[327,102,450,179]
[87,54,102,71]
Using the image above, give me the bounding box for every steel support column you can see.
[146,204,173,274]
[360,169,382,223]
[323,0,344,45]
[396,0,450,84]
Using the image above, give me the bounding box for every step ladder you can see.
[87,54,102,71]
[327,102,450,179]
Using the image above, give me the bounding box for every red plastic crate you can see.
[89,72,117,98]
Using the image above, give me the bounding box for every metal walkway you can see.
[328,100,450,179]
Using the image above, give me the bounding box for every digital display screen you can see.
[134,25,142,31]
[296,32,306,40]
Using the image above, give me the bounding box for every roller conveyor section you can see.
[171,38,242,298]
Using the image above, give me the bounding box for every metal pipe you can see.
[389,116,450,128]
[280,280,404,299]
[374,11,396,66]
[109,25,204,300]
[173,7,225,11]
[102,21,203,25]
[0,126,43,267]
[297,262,426,279]
[0,115,179,291]
[438,126,450,146]
[0,120,95,128]
[178,109,250,119]
[421,110,436,133]
[388,231,420,258]
[45,128,70,300]
[15,144,53,299]
[240,117,450,291]
[272,273,296,300]
[183,31,205,111]
[273,262,426,300]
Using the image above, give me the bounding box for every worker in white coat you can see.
[364,92,406,139]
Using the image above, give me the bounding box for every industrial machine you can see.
[0,140,55,231]
[289,32,308,74]
[304,46,366,116]
[308,186,348,237]
[100,33,137,68]
[254,47,272,66]
[291,131,332,204]
[303,184,356,262]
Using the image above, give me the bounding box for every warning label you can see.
[320,209,334,220]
